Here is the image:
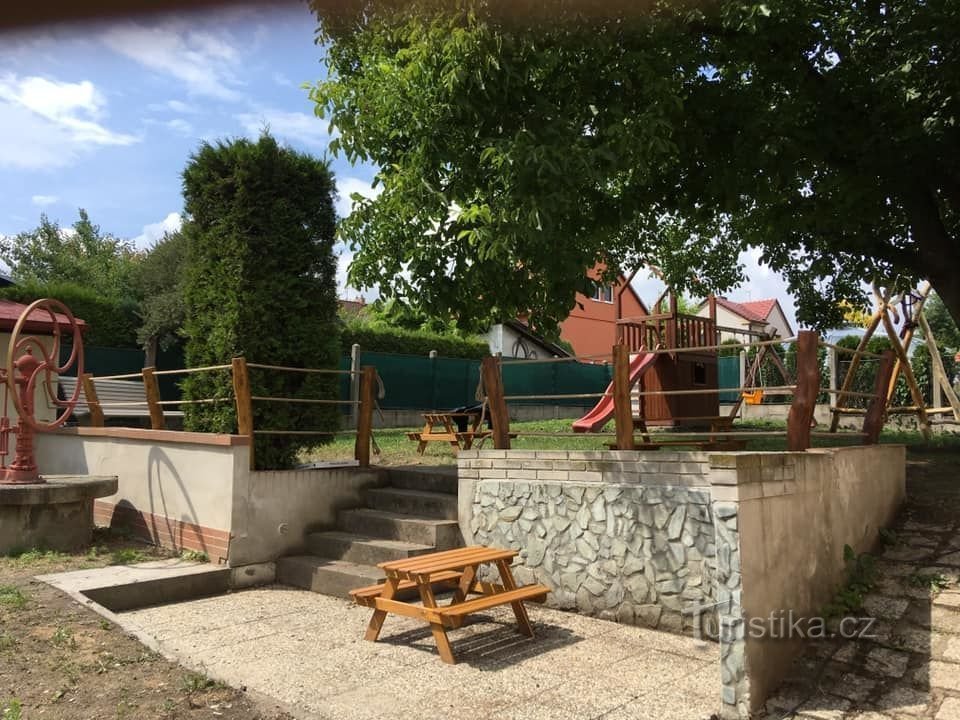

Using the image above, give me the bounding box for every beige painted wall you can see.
[35,429,387,568]
[229,467,385,565]
[35,430,245,533]
[728,446,905,712]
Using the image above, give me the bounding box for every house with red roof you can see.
[695,296,793,341]
[557,264,649,358]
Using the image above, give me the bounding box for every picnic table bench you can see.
[350,546,550,664]
[407,412,516,455]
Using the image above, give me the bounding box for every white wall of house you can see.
[698,306,765,342]
[485,323,554,359]
[764,304,794,339]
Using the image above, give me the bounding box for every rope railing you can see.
[246,362,357,375]
[818,341,886,360]
[503,392,611,401]
[250,396,359,406]
[638,335,798,356]
[500,352,613,366]
[150,364,232,376]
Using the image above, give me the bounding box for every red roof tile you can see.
[736,299,778,321]
[0,300,87,333]
[713,297,768,323]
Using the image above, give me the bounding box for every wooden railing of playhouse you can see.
[481,330,892,452]
[69,357,377,470]
[616,312,717,353]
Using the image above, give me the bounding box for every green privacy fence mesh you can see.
[501,359,612,406]
[352,352,614,411]
[718,356,740,403]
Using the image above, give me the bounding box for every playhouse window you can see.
[593,285,614,303]
[692,362,707,385]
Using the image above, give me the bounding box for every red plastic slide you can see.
[572,352,657,433]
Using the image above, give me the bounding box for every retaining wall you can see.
[458,445,905,718]
[36,428,381,566]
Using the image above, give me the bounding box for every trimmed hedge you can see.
[0,281,139,348]
[341,320,489,359]
[180,134,340,469]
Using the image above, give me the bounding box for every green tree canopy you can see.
[924,291,960,353]
[0,209,141,302]
[180,133,340,469]
[134,229,188,356]
[310,0,960,334]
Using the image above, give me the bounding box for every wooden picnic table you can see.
[350,546,550,664]
[407,411,490,455]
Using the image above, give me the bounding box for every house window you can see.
[592,285,614,303]
[692,362,707,386]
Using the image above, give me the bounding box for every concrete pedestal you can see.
[0,475,118,554]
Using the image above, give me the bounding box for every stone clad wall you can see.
[458,446,905,720]
[460,450,718,633]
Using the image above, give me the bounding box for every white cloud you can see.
[272,71,293,87]
[31,195,58,206]
[131,212,182,249]
[235,109,331,149]
[101,22,244,101]
[165,118,193,136]
[0,73,138,170]
[334,244,379,301]
[148,99,199,114]
[335,176,382,218]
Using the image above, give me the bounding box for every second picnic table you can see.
[406,411,489,455]
[350,546,550,664]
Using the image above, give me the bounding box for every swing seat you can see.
[742,389,764,405]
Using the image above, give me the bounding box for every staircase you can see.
[276,466,461,597]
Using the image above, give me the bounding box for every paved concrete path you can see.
[763,457,960,720]
[120,588,719,720]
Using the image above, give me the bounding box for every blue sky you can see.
[0,4,801,328]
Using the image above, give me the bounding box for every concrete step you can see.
[276,555,383,598]
[338,508,462,549]
[385,467,458,495]
[306,531,434,565]
[366,487,459,520]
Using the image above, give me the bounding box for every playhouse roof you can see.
[0,300,87,334]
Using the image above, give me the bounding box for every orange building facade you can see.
[558,266,648,360]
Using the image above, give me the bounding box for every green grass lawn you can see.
[302,417,960,467]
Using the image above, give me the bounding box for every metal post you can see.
[350,343,360,429]
[429,349,438,411]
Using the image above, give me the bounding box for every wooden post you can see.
[613,343,635,451]
[786,331,820,451]
[920,312,960,421]
[481,356,510,449]
[141,366,165,430]
[829,310,883,432]
[232,356,255,470]
[863,350,896,444]
[355,366,376,467]
[879,311,931,440]
[80,373,104,427]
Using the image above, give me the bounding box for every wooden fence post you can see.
[786,331,820,451]
[355,365,376,467]
[232,356,255,470]
[613,344,635,451]
[80,373,105,427]
[863,350,896,444]
[142,366,165,430]
[481,356,511,449]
